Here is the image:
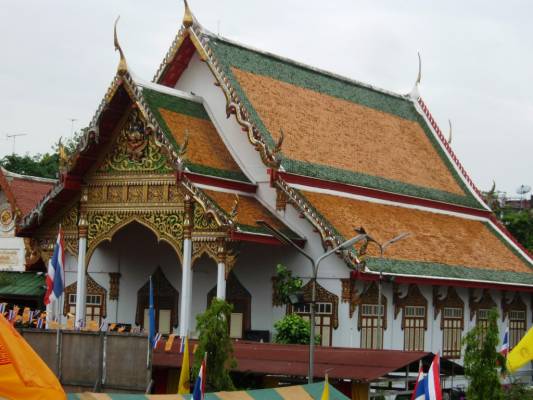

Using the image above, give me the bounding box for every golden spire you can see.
[113,16,128,75]
[183,0,194,28]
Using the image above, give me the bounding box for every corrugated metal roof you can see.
[0,271,46,297]
[66,382,348,399]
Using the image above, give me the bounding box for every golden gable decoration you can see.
[433,286,464,329]
[393,284,428,330]
[287,280,339,329]
[341,278,361,318]
[501,292,526,322]
[98,109,172,174]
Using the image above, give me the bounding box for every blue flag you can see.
[149,275,155,348]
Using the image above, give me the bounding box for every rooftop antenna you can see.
[5,133,27,154]
[516,185,531,210]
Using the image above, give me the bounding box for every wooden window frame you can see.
[64,274,107,324]
[294,301,334,347]
[357,282,387,350]
[502,292,527,350]
[394,284,428,352]
[434,286,464,359]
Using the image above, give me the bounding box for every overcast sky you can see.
[1,1,531,196]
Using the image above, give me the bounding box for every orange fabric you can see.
[0,314,65,400]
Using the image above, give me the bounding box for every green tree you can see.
[273,313,320,345]
[272,264,303,305]
[502,210,533,252]
[0,153,58,179]
[193,298,236,391]
[463,308,505,400]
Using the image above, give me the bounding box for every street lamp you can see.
[257,220,367,383]
[362,232,411,350]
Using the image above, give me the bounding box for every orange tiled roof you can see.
[300,190,530,274]
[142,87,249,183]
[202,189,287,234]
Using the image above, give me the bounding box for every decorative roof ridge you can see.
[414,96,490,211]
[0,167,19,215]
[184,171,257,193]
[0,167,57,184]
[203,32,410,103]
[275,176,360,268]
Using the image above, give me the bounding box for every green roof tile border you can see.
[141,87,250,183]
[208,38,484,209]
[484,222,533,270]
[0,271,46,297]
[365,257,533,286]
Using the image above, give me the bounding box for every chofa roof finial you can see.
[447,119,453,144]
[114,16,128,76]
[183,0,194,28]
[409,52,422,100]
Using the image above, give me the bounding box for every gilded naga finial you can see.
[409,52,422,100]
[447,119,453,144]
[178,129,190,158]
[58,137,68,171]
[114,16,128,75]
[273,128,284,154]
[183,0,194,28]
[230,194,239,222]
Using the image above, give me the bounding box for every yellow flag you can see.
[507,327,533,373]
[0,314,66,399]
[178,336,190,394]
[22,308,31,323]
[321,373,329,400]
[165,334,176,352]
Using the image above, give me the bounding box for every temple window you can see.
[502,292,527,350]
[357,282,386,349]
[208,271,251,340]
[509,310,526,349]
[64,275,107,325]
[393,284,428,352]
[294,301,334,346]
[136,267,179,335]
[403,305,425,351]
[442,307,463,358]
[287,280,339,347]
[434,286,464,359]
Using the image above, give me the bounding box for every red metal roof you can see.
[153,340,429,382]
[0,168,54,217]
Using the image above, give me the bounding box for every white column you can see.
[75,235,87,328]
[216,262,226,300]
[179,237,192,337]
[179,196,193,338]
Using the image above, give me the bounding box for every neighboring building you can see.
[14,3,533,380]
[0,167,55,306]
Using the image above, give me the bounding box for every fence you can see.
[21,329,151,392]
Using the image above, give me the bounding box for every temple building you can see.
[13,2,533,374]
[0,168,54,306]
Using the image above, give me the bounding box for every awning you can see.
[66,382,348,399]
[154,340,459,382]
[0,271,46,298]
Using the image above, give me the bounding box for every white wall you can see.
[0,192,25,271]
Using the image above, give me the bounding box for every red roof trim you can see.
[351,270,533,293]
[183,172,257,193]
[273,170,491,219]
[159,34,196,87]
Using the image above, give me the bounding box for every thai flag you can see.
[149,275,156,348]
[36,318,44,329]
[44,228,65,305]
[192,355,206,400]
[411,365,426,400]
[153,333,162,350]
[424,354,442,400]
[0,303,6,314]
[500,327,509,357]
[179,336,185,353]
[7,309,14,321]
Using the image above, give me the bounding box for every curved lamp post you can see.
[257,220,367,383]
[363,232,411,349]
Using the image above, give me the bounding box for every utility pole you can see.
[5,133,27,154]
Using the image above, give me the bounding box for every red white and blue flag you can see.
[424,353,442,400]
[411,365,426,400]
[192,354,206,400]
[500,327,509,357]
[44,228,65,305]
[153,333,162,350]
